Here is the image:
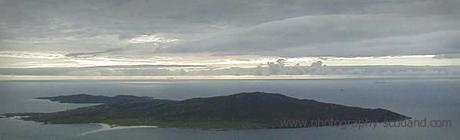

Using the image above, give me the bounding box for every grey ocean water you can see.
[0,78,459,140]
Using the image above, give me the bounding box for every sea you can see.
[0,78,459,140]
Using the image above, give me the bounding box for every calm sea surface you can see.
[1,78,459,140]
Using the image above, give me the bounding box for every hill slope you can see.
[4,92,410,129]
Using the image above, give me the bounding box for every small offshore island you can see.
[3,92,410,129]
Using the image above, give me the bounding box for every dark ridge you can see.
[36,94,153,104]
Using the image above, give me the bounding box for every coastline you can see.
[80,123,158,135]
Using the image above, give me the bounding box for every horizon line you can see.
[1,75,459,81]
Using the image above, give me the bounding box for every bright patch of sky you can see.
[1,51,459,69]
[127,34,180,44]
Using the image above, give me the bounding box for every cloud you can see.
[1,0,459,63]
[127,34,180,45]
[434,53,460,59]
[158,14,460,57]
[65,48,124,58]
[0,51,65,59]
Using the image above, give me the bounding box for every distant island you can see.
[36,94,153,104]
[3,92,410,129]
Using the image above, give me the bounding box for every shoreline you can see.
[80,123,158,135]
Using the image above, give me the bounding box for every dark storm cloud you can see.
[1,0,459,57]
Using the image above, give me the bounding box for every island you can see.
[3,92,410,129]
[36,94,153,104]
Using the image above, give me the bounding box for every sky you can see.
[0,0,459,76]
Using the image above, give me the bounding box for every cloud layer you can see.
[1,0,459,63]
[159,14,459,57]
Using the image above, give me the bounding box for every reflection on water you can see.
[0,78,459,140]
